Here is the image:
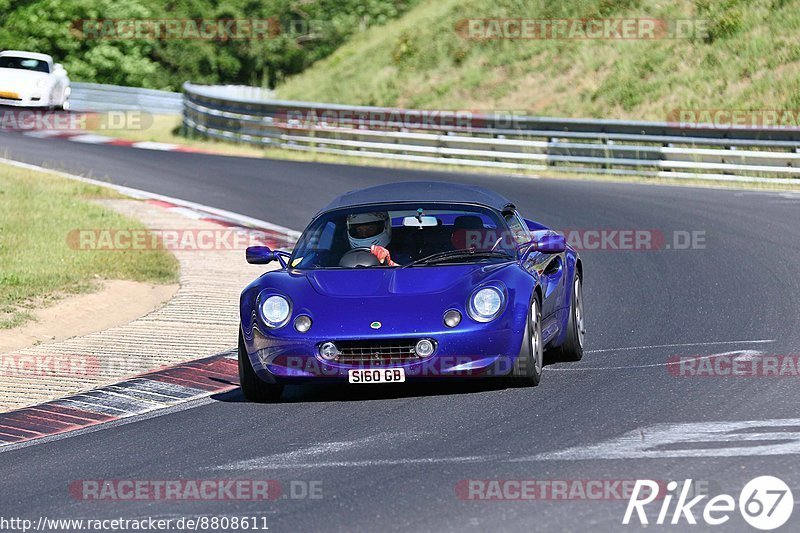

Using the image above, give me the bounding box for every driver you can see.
[347,212,398,266]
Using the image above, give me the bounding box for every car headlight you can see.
[468,287,504,322]
[260,295,291,328]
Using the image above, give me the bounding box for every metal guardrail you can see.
[182,82,800,184]
[71,82,182,114]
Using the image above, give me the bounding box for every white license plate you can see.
[348,368,405,384]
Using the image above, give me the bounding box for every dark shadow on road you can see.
[211,378,527,404]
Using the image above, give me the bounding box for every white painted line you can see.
[586,339,774,354]
[216,432,472,470]
[549,350,767,371]
[67,134,114,144]
[217,455,501,470]
[525,418,800,460]
[168,206,206,220]
[104,385,185,404]
[69,391,155,413]
[54,398,128,416]
[23,130,76,138]
[732,350,764,362]
[91,387,170,408]
[123,378,206,399]
[132,141,180,151]
[224,433,413,467]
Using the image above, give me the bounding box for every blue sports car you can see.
[239,181,584,401]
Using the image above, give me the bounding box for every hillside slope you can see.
[275,0,800,120]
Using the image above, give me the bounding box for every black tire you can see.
[238,332,283,402]
[511,295,543,386]
[551,273,585,362]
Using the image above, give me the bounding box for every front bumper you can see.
[245,325,525,384]
[0,91,48,107]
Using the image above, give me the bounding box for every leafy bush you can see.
[0,0,419,90]
[695,0,745,42]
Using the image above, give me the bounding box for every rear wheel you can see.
[551,273,585,362]
[511,296,543,386]
[238,332,283,402]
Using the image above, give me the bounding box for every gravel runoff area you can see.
[0,199,275,412]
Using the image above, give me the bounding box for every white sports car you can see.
[0,50,70,110]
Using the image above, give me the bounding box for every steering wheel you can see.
[338,247,380,267]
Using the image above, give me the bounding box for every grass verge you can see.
[0,163,179,329]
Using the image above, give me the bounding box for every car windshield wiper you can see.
[401,248,513,268]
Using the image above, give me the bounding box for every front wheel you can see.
[238,332,283,402]
[551,273,585,362]
[511,296,543,386]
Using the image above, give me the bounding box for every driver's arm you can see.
[370,245,399,266]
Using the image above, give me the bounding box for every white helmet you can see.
[347,212,391,248]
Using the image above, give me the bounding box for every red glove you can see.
[371,245,398,266]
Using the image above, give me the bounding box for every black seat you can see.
[450,215,485,249]
[453,215,483,231]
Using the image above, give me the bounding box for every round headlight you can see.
[443,309,462,328]
[469,287,504,322]
[260,295,291,328]
[294,315,312,333]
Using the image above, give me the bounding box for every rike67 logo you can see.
[624,476,793,530]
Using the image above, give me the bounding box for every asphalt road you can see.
[1,131,800,532]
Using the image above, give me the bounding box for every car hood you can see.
[0,69,49,88]
[305,264,501,297]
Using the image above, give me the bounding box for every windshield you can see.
[0,56,50,73]
[290,203,518,269]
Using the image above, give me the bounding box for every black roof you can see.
[318,181,514,214]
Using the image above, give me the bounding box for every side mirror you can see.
[245,246,275,264]
[532,230,566,253]
[521,230,566,261]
